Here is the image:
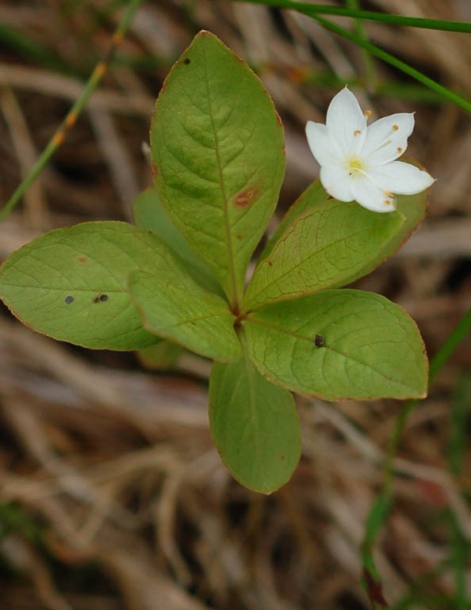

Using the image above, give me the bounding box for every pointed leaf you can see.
[132,187,222,296]
[243,289,428,400]
[209,355,301,493]
[244,180,428,311]
[129,270,241,362]
[151,31,285,305]
[0,222,177,350]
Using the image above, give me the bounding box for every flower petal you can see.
[368,161,435,194]
[325,87,367,156]
[350,178,396,213]
[362,113,415,165]
[319,165,355,202]
[305,121,342,166]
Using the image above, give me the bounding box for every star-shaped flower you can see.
[306,87,435,213]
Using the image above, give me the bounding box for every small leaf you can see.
[151,31,285,306]
[244,181,428,311]
[0,222,185,350]
[243,289,428,400]
[132,187,222,296]
[209,354,301,493]
[129,270,241,362]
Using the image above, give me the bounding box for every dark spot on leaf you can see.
[268,261,273,267]
[314,334,324,347]
[64,295,74,304]
[234,186,258,208]
[236,234,243,240]
[280,454,285,460]
[184,58,191,65]
[93,293,109,303]
[78,257,87,264]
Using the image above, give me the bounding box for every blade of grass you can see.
[0,22,72,74]
[234,0,471,112]
[234,0,471,34]
[307,13,471,113]
[362,307,471,606]
[345,0,378,92]
[447,375,470,610]
[0,0,143,222]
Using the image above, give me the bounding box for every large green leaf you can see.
[129,269,241,362]
[243,289,428,400]
[209,355,301,493]
[151,31,285,306]
[132,187,222,296]
[0,222,189,350]
[244,181,428,311]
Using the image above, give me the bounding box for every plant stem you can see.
[0,0,143,222]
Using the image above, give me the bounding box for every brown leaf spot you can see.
[78,257,87,264]
[234,186,258,208]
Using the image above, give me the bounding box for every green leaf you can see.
[209,354,301,493]
[132,187,222,296]
[243,289,428,400]
[151,31,285,306]
[0,221,182,351]
[129,270,241,362]
[244,180,428,311]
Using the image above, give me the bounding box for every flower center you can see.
[346,156,366,177]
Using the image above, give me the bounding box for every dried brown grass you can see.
[0,1,470,608]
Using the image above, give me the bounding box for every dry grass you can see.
[0,1,470,608]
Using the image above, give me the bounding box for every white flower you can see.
[306,87,435,213]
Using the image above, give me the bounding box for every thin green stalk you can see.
[447,375,470,610]
[345,0,378,92]
[0,0,143,222]
[234,0,471,34]
[310,13,471,113]
[233,0,471,112]
[362,307,471,605]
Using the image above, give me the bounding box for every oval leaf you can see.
[244,195,403,310]
[243,289,428,400]
[209,356,301,493]
[0,222,181,350]
[151,31,285,305]
[244,180,428,311]
[129,270,241,362]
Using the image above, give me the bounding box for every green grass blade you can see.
[0,0,143,222]
[362,306,471,606]
[233,0,471,34]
